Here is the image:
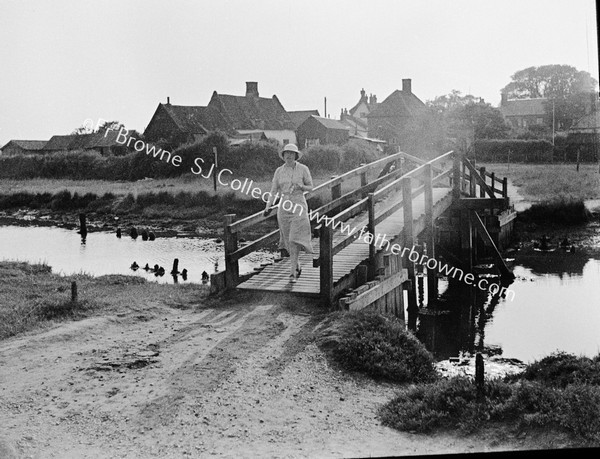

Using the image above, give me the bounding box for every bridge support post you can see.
[423,164,437,306]
[460,209,473,274]
[224,214,239,289]
[402,177,418,330]
[320,224,334,306]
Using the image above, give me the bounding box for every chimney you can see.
[501,93,508,106]
[167,96,170,105]
[402,79,412,94]
[246,82,259,98]
[360,88,367,102]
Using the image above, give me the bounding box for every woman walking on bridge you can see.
[264,144,314,283]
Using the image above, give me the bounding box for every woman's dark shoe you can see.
[296,267,302,278]
[280,249,290,258]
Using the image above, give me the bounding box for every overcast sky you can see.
[0,0,598,147]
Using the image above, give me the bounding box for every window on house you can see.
[306,139,320,147]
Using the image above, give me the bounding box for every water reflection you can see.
[416,257,600,363]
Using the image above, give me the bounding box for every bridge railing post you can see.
[402,177,418,330]
[224,214,239,288]
[360,165,368,198]
[423,164,437,305]
[331,175,341,201]
[320,223,334,306]
[479,167,486,198]
[367,192,376,279]
[453,152,462,200]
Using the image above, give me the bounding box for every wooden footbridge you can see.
[213,151,516,318]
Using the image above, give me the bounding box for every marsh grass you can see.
[379,352,600,443]
[481,163,600,202]
[518,198,592,225]
[317,310,438,383]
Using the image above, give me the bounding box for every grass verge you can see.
[316,310,438,383]
[0,261,208,340]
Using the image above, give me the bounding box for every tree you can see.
[502,65,598,130]
[427,91,510,151]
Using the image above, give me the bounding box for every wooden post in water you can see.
[577,148,581,172]
[320,224,334,306]
[502,177,508,198]
[402,177,418,330]
[171,258,179,274]
[71,281,78,303]
[79,213,88,236]
[223,214,239,289]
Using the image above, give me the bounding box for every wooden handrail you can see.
[229,151,407,234]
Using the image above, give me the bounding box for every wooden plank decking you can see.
[236,186,453,295]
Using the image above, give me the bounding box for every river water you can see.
[1,224,599,363]
[0,225,274,284]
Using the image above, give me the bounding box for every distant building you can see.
[144,82,300,147]
[340,88,378,137]
[366,79,428,150]
[498,94,547,129]
[296,115,350,148]
[143,99,233,145]
[0,140,47,156]
[288,110,320,129]
[43,131,124,155]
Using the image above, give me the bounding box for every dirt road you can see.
[1,292,550,458]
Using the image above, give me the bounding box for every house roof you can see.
[366,89,426,118]
[499,98,546,117]
[209,92,295,131]
[2,140,47,150]
[288,110,320,128]
[570,111,600,132]
[309,116,350,131]
[161,103,232,134]
[44,135,78,150]
[87,129,123,148]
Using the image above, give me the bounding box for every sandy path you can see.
[0,295,546,458]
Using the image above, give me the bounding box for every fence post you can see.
[402,177,418,330]
[224,214,239,288]
[502,177,508,198]
[320,224,334,306]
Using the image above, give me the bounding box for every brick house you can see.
[366,79,428,151]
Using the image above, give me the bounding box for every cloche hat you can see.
[279,143,303,160]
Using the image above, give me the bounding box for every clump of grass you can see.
[518,198,592,225]
[317,310,438,383]
[506,352,600,388]
[380,352,600,443]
